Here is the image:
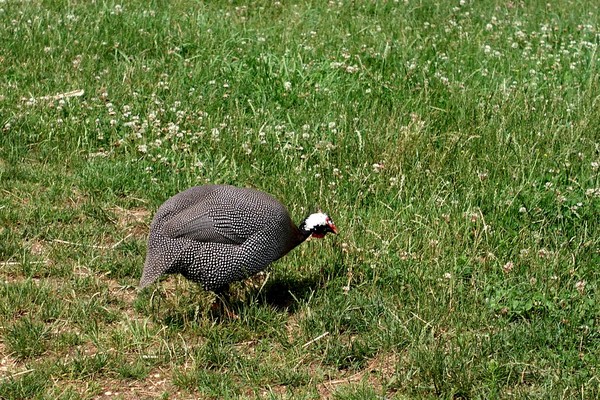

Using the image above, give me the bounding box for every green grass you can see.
[1,0,599,398]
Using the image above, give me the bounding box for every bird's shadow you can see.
[144,274,323,326]
[208,274,322,321]
[248,274,320,313]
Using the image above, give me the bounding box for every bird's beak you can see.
[328,222,338,234]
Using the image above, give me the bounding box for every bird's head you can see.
[299,212,338,238]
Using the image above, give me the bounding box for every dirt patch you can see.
[27,240,46,256]
[95,369,171,400]
[103,277,141,321]
[54,367,196,400]
[67,187,89,209]
[0,341,25,380]
[285,313,303,345]
[316,352,398,398]
[366,351,397,381]
[110,206,151,240]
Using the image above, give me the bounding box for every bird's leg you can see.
[212,284,238,319]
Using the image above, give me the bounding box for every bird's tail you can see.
[139,254,171,289]
[139,261,159,289]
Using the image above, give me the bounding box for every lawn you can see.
[0,0,599,398]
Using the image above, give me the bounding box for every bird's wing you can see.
[161,203,250,245]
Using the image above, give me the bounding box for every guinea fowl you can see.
[139,184,337,291]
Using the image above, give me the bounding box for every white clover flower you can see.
[585,188,600,197]
[283,81,292,91]
[502,261,514,273]
[530,277,537,286]
[372,163,384,173]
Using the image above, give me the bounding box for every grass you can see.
[1,0,599,398]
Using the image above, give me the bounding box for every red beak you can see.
[328,221,338,234]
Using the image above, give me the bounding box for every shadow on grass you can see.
[140,274,322,326]
[201,275,320,324]
[210,274,321,320]
[251,274,320,312]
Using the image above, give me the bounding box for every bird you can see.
[139,184,337,292]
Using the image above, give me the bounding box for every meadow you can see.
[1,0,599,398]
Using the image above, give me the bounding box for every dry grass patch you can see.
[110,206,151,241]
[93,368,195,400]
[66,187,89,210]
[0,341,25,380]
[317,352,398,399]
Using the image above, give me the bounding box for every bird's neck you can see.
[288,221,311,251]
[297,219,313,238]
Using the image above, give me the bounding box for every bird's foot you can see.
[211,290,238,319]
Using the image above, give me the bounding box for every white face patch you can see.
[303,212,330,230]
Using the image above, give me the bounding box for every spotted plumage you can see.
[140,184,337,291]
